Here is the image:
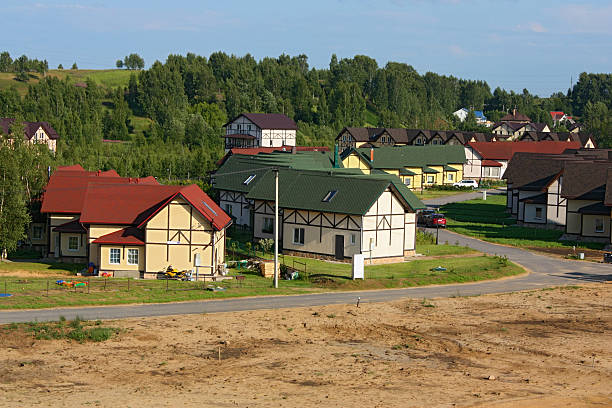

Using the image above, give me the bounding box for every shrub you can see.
[416,229,436,245]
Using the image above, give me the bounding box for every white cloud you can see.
[449,45,467,57]
[515,22,547,33]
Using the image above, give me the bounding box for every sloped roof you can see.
[80,183,231,231]
[41,168,158,214]
[500,111,531,122]
[482,159,502,167]
[561,161,612,199]
[550,111,565,120]
[92,227,145,246]
[213,151,338,193]
[345,145,466,169]
[0,118,60,140]
[468,141,581,161]
[577,201,609,215]
[245,168,424,214]
[217,146,329,166]
[225,113,297,130]
[53,219,87,233]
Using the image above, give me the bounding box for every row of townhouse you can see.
[33,165,231,278]
[335,126,595,152]
[212,152,424,263]
[504,149,612,243]
[0,118,59,153]
[339,145,466,189]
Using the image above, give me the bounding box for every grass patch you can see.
[441,196,605,250]
[2,316,119,343]
[0,261,84,276]
[0,253,523,309]
[414,188,475,200]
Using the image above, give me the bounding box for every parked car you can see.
[417,208,436,225]
[425,213,447,228]
[453,179,479,189]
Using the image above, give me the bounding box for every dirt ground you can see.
[0,284,610,408]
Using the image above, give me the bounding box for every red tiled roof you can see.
[41,167,158,214]
[225,113,298,130]
[481,159,503,167]
[80,183,231,231]
[93,227,145,246]
[550,111,565,120]
[468,141,582,161]
[53,219,87,233]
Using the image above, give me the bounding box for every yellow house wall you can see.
[88,224,128,266]
[59,233,87,258]
[144,197,224,276]
[566,200,599,234]
[581,214,610,238]
[49,214,79,255]
[99,245,144,271]
[341,153,370,174]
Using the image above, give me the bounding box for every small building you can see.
[465,141,581,180]
[0,118,59,153]
[222,113,297,151]
[245,168,424,262]
[340,145,465,189]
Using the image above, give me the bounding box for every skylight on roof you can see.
[243,174,256,185]
[322,190,338,202]
[202,200,217,216]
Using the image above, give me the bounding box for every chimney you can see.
[370,147,374,162]
[333,144,339,168]
[513,108,517,116]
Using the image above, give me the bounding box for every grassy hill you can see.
[0,69,133,95]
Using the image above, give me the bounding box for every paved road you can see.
[1,187,609,324]
[423,187,505,208]
[1,229,609,324]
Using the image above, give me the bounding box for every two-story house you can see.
[222,113,297,151]
[0,118,59,153]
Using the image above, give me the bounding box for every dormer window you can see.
[243,174,256,185]
[322,190,338,202]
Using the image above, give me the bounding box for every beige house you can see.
[40,165,231,277]
[0,118,59,153]
[246,169,424,263]
[223,113,297,151]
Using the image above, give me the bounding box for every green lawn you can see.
[441,196,606,250]
[0,253,522,309]
[414,188,474,200]
[0,69,133,95]
[416,244,475,256]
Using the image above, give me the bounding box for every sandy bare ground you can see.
[0,284,610,408]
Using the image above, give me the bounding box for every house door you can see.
[335,235,344,260]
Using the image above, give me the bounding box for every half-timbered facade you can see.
[223,113,297,151]
[246,169,424,263]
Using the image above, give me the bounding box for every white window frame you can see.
[127,249,139,265]
[224,203,232,215]
[350,233,356,245]
[427,175,434,183]
[293,228,305,245]
[68,236,79,251]
[109,248,121,264]
[447,173,454,181]
[535,207,543,220]
[404,177,411,187]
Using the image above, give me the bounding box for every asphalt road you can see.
[0,187,609,324]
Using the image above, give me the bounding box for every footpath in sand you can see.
[0,283,610,407]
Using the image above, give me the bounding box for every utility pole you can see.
[273,168,279,289]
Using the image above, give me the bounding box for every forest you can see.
[0,51,611,183]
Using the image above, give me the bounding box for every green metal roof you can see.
[399,168,417,176]
[212,151,340,193]
[443,165,458,171]
[423,167,439,174]
[246,168,425,214]
[345,145,466,170]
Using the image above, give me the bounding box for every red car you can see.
[426,213,447,228]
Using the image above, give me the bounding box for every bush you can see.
[416,229,436,245]
[259,238,274,253]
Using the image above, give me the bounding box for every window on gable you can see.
[322,190,338,202]
[243,174,256,185]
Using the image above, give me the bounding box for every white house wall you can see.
[463,146,482,179]
[362,189,406,259]
[546,178,566,226]
[261,129,296,147]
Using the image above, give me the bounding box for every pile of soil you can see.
[0,283,610,407]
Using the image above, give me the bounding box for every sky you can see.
[2,0,611,97]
